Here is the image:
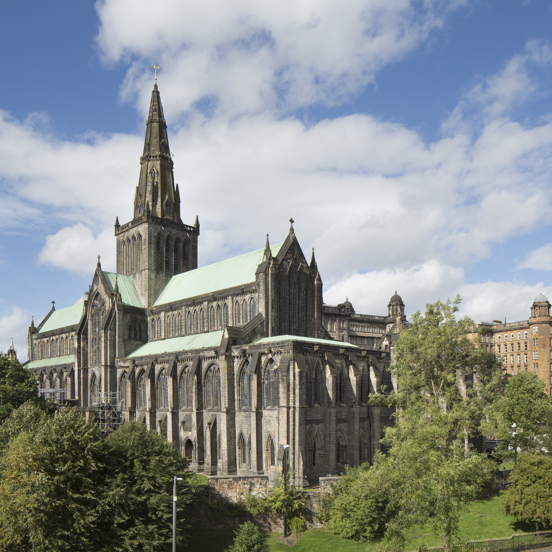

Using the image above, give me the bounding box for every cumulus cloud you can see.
[96,0,468,117]
[0,306,29,360]
[517,243,552,271]
[38,224,116,275]
[324,260,465,317]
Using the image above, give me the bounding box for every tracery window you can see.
[90,295,105,366]
[250,298,257,319]
[209,307,215,330]
[239,362,251,408]
[216,305,222,328]
[263,361,279,408]
[156,235,163,271]
[157,369,169,409]
[337,433,347,464]
[179,368,191,408]
[118,374,127,409]
[336,366,348,403]
[266,434,276,467]
[173,239,180,273]
[137,372,147,410]
[234,302,241,325]
[223,304,229,326]
[165,237,172,273]
[204,366,221,409]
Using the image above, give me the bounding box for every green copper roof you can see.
[155,243,283,306]
[127,330,224,358]
[26,355,75,370]
[104,272,144,308]
[38,304,84,334]
[253,335,359,348]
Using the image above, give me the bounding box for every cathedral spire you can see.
[263,233,272,262]
[133,83,181,223]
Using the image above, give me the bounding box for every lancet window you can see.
[137,372,147,410]
[157,369,169,409]
[204,366,221,409]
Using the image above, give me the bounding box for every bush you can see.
[226,521,268,552]
[242,493,271,516]
[325,464,388,541]
[501,454,552,529]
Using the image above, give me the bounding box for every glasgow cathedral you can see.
[25,83,405,486]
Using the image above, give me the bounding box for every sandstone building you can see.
[25,84,401,485]
[475,293,552,395]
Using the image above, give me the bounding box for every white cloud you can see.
[96,0,468,117]
[324,260,465,317]
[0,306,29,361]
[458,280,552,323]
[517,243,552,271]
[38,224,115,275]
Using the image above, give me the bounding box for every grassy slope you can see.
[187,495,523,551]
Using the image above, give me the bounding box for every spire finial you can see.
[289,217,294,232]
[51,300,55,309]
[310,247,317,268]
[97,254,101,267]
[154,65,160,81]
[263,233,272,261]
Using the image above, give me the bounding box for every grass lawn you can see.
[187,495,524,552]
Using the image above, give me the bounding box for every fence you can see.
[424,531,552,552]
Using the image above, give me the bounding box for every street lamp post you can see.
[282,444,290,538]
[512,423,518,466]
[173,476,183,552]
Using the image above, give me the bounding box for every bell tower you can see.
[115,83,199,307]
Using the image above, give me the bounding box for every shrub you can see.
[226,521,268,552]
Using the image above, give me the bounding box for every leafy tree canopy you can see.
[501,454,552,530]
[0,354,52,423]
[366,297,499,552]
[485,372,552,457]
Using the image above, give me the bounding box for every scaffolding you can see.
[91,392,122,435]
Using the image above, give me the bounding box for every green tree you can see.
[485,372,552,458]
[501,454,552,529]
[0,407,112,551]
[0,354,50,423]
[325,463,388,541]
[105,421,192,551]
[370,297,499,552]
[268,475,305,535]
[226,521,269,552]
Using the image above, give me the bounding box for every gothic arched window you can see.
[157,369,169,409]
[209,307,215,330]
[186,311,192,335]
[313,366,322,405]
[216,305,222,328]
[234,302,241,325]
[137,372,147,410]
[156,235,163,271]
[179,368,189,408]
[266,434,276,467]
[263,362,278,408]
[204,366,221,409]
[200,309,205,332]
[118,374,127,409]
[157,317,162,339]
[337,432,347,464]
[173,238,180,273]
[239,363,251,408]
[250,298,257,319]
[243,301,249,324]
[165,237,172,273]
[337,366,347,404]
[151,319,156,340]
[238,433,247,466]
[223,304,229,326]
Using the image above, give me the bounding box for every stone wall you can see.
[208,475,269,501]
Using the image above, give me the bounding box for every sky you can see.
[2,0,552,359]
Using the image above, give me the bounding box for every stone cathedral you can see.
[25,84,404,486]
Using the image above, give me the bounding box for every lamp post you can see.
[173,476,183,552]
[282,444,290,538]
[511,423,518,466]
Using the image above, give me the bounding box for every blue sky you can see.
[2,0,552,357]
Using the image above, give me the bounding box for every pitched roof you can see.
[154,243,283,306]
[126,330,224,358]
[103,272,144,308]
[38,304,84,334]
[26,354,75,370]
[253,335,359,348]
